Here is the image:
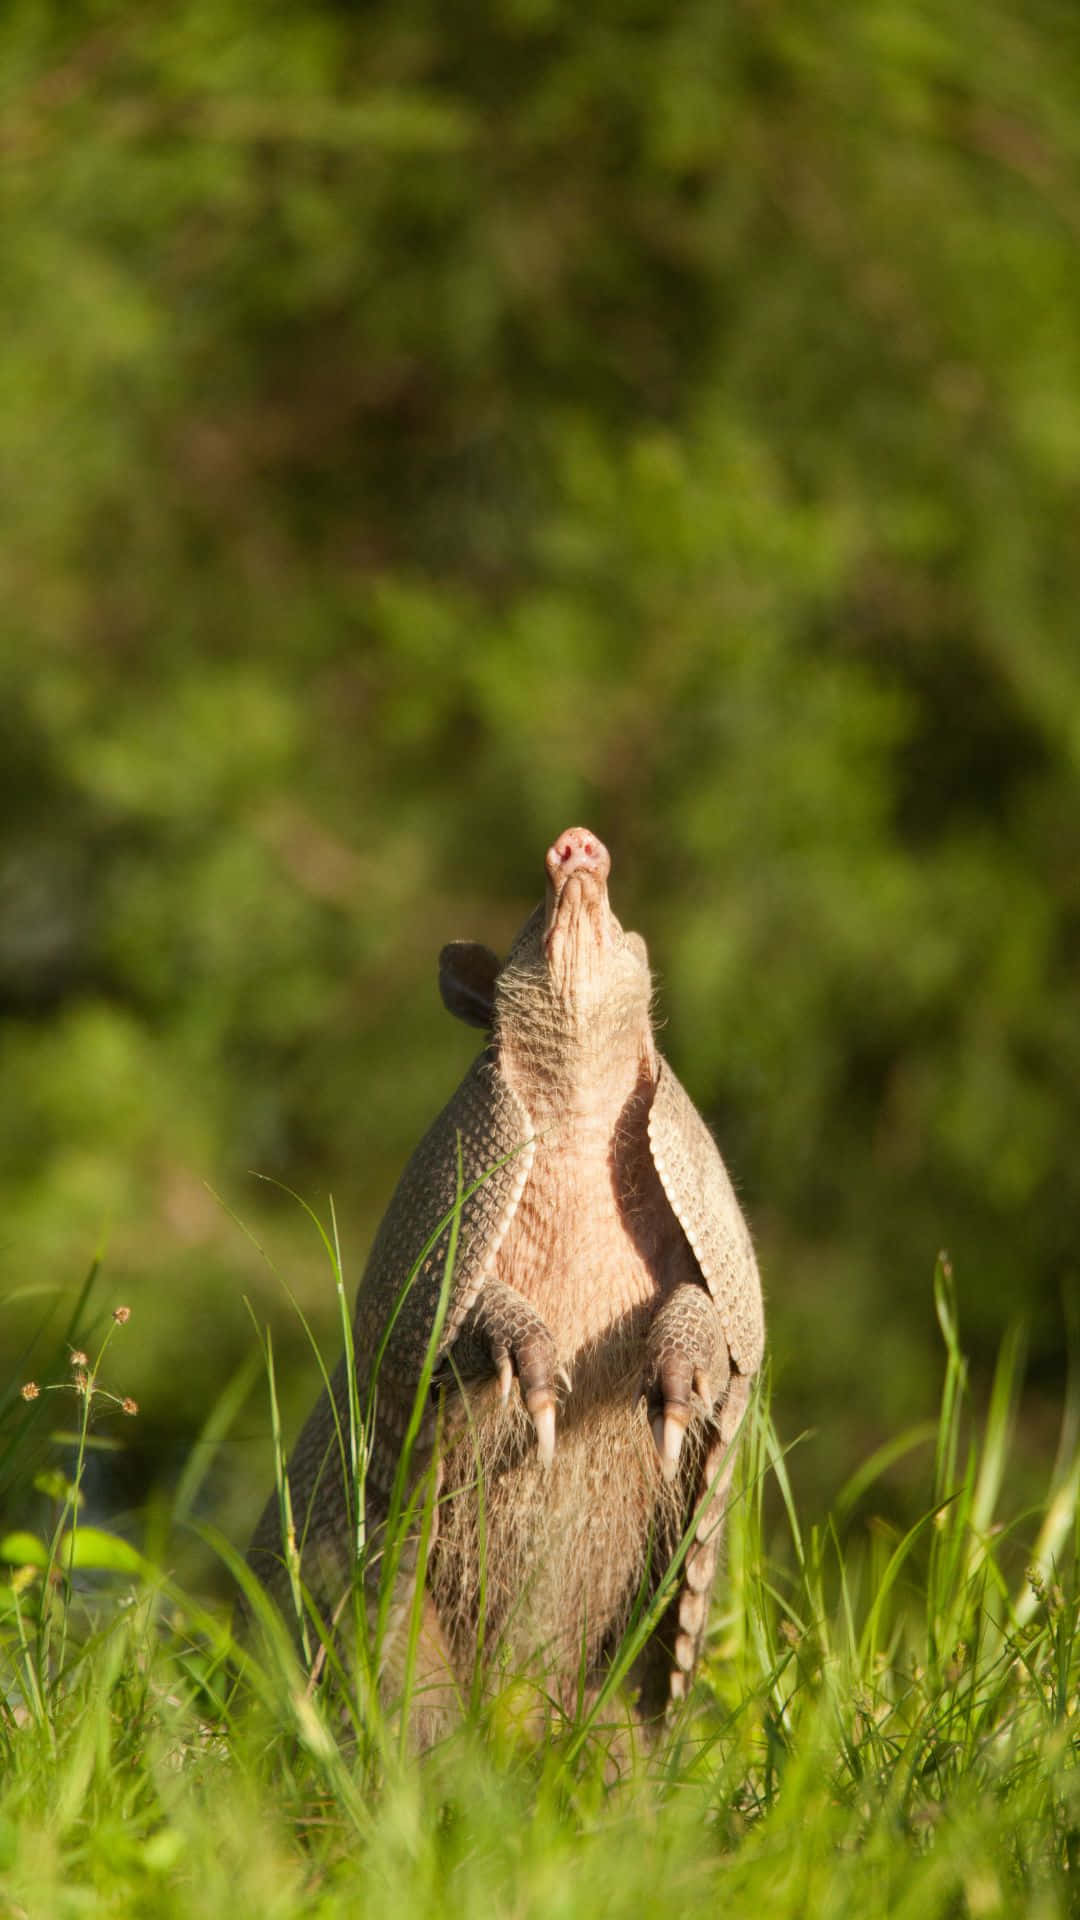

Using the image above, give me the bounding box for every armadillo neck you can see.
[495,993,654,1120]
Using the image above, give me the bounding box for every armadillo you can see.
[246,826,763,1726]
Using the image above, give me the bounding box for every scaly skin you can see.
[245,827,764,1727]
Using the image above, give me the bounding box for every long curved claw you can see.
[526,1364,570,1467]
[647,1346,693,1480]
[528,1392,556,1468]
[515,1324,563,1466]
[652,1407,690,1481]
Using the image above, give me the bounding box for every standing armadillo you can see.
[246,826,763,1727]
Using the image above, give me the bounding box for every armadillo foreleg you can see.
[443,1280,565,1466]
[641,1282,731,1481]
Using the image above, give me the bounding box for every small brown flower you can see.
[113,1306,131,1325]
[1028,1566,1047,1605]
[121,1397,139,1417]
[945,1641,969,1686]
[70,1350,88,1369]
[73,1370,90,1395]
[21,1381,40,1401]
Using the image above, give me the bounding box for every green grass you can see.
[1,1250,1077,1920]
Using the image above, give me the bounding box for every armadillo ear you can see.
[439,941,502,1028]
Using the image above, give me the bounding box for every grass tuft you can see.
[1,1240,1077,1919]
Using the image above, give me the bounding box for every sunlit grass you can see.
[1,1249,1077,1919]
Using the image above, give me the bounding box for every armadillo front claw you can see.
[653,1408,690,1482]
[530,1366,571,1467]
[528,1392,557,1469]
[642,1284,732,1481]
[498,1349,558,1462]
[452,1281,564,1464]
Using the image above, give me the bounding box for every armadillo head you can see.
[492,828,655,1088]
[541,828,632,1001]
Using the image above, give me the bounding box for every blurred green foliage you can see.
[1,0,1078,1548]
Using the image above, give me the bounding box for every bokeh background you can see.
[2,0,1078,1580]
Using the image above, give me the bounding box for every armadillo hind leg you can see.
[242,1353,358,1640]
[378,1583,464,1750]
[242,1347,448,1695]
[635,1370,752,1722]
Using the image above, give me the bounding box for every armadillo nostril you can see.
[546,826,611,887]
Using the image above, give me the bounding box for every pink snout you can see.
[545,827,611,890]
